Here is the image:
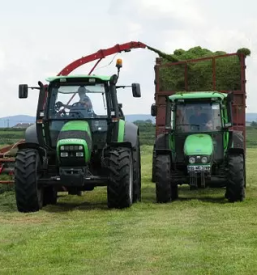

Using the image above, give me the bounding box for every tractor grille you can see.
[174,132,224,163]
[57,130,92,152]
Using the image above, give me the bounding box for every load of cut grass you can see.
[155,46,251,91]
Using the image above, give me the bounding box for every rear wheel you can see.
[225,154,245,202]
[14,149,43,213]
[155,154,172,203]
[107,148,133,209]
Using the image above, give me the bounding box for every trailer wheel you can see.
[107,148,133,209]
[133,138,141,202]
[14,149,43,213]
[155,154,172,203]
[225,154,245,202]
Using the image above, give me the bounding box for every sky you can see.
[0,0,256,118]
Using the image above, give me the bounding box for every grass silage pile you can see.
[155,46,251,91]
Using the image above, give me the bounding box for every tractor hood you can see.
[57,121,92,164]
[184,134,213,156]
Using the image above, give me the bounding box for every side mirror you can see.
[118,103,123,108]
[151,103,157,116]
[19,84,28,98]
[132,83,141,98]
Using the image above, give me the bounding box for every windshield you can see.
[175,102,222,132]
[48,84,108,119]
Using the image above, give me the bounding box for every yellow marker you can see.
[116,58,123,68]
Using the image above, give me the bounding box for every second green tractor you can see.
[151,91,246,203]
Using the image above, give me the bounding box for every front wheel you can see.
[155,154,172,203]
[14,149,43,213]
[107,148,133,209]
[225,154,245,202]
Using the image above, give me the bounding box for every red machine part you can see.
[57,41,148,106]
[57,41,148,76]
[0,140,25,184]
[0,41,154,185]
[44,42,149,111]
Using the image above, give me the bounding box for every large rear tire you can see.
[133,138,141,202]
[14,149,43,213]
[107,148,133,209]
[225,154,245,202]
[155,154,172,203]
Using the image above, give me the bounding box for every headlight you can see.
[60,152,68,157]
[76,152,84,157]
[60,145,84,151]
[189,157,195,164]
[201,157,208,163]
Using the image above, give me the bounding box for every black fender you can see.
[25,124,39,144]
[17,142,46,166]
[228,130,244,148]
[155,133,171,155]
[228,130,245,156]
[123,121,139,149]
[109,141,133,150]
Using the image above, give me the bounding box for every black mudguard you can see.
[123,121,139,149]
[25,124,39,144]
[155,133,171,155]
[228,130,245,156]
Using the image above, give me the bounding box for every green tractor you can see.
[15,64,142,212]
[151,91,246,203]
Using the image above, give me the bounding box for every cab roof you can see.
[169,91,227,101]
[45,75,111,82]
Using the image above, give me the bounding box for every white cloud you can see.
[0,49,5,71]
[0,0,257,119]
[139,0,204,24]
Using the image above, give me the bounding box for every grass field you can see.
[0,146,257,274]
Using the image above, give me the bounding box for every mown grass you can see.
[0,146,257,274]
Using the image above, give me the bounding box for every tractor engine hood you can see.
[56,121,92,165]
[184,134,214,156]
